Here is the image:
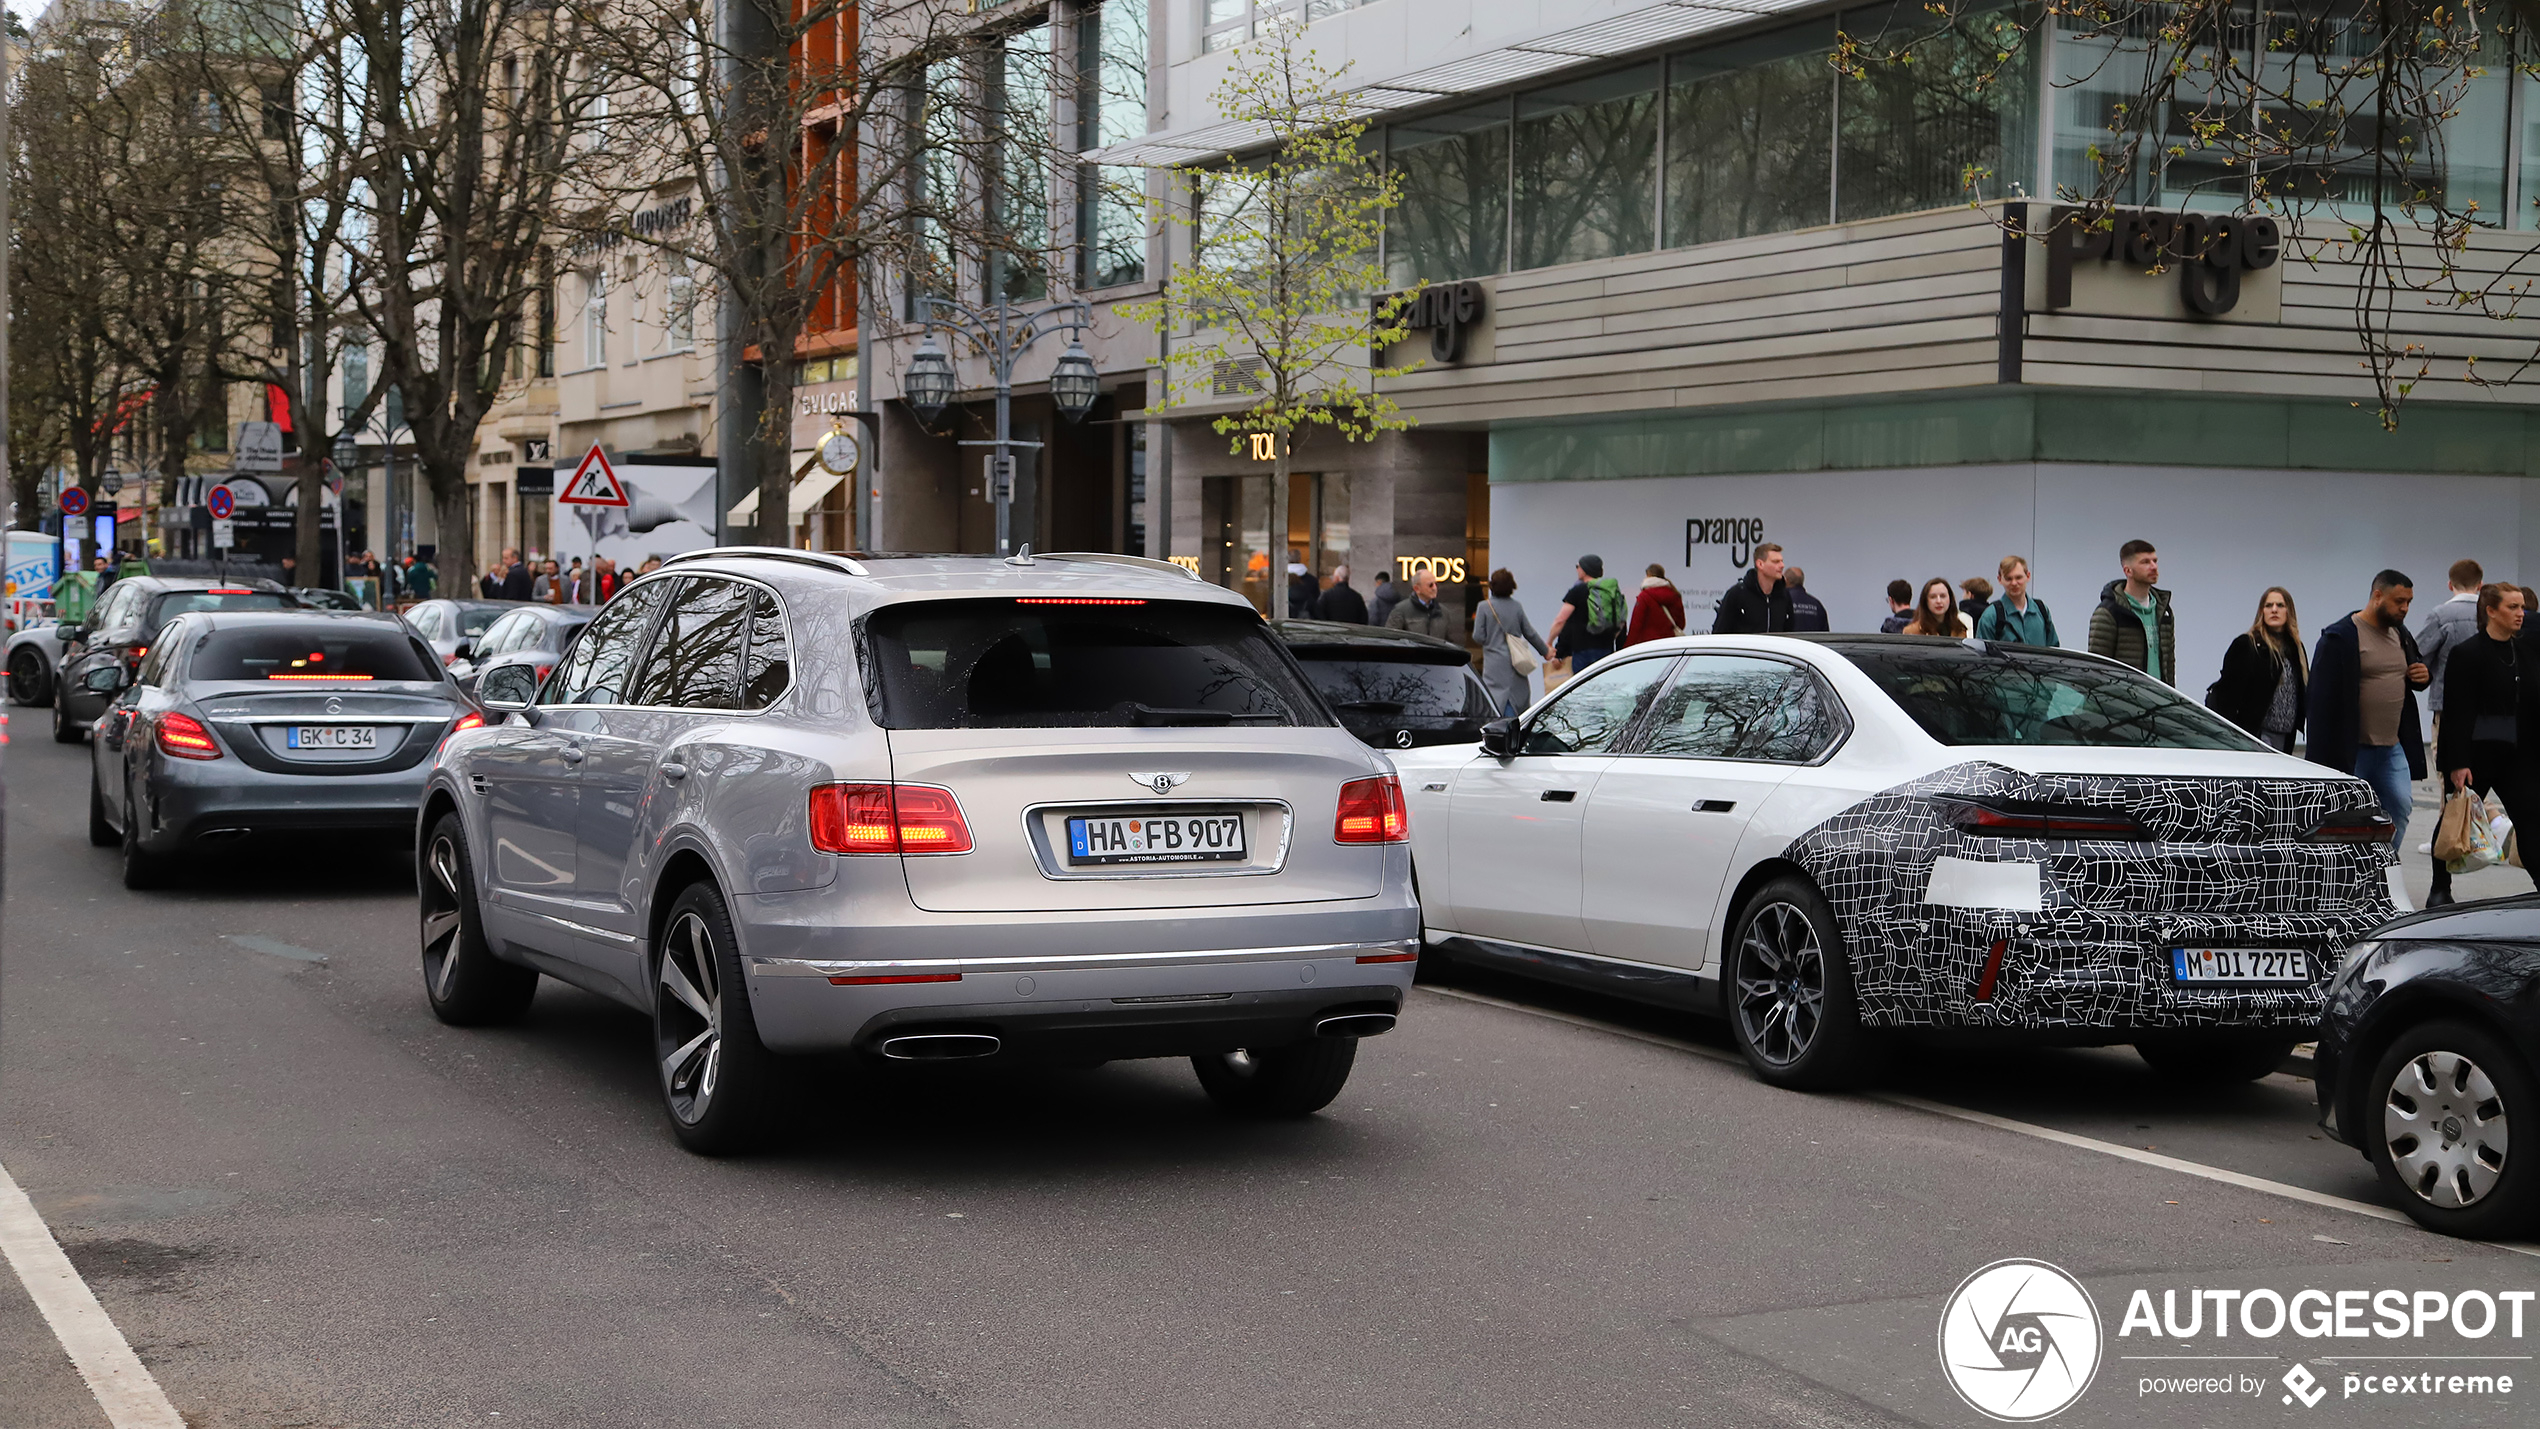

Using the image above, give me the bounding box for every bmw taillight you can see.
[2311,813,2396,842]
[808,783,974,855]
[1946,800,2147,840]
[1335,775,1410,844]
[155,711,222,760]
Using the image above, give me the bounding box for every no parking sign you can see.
[206,484,237,520]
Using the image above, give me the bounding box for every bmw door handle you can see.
[660,761,688,781]
[1539,789,1577,802]
[560,745,585,765]
[1694,799,1736,813]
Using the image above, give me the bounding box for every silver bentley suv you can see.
[418,549,1419,1152]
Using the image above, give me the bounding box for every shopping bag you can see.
[1542,655,1574,692]
[2433,790,2477,864]
[1505,633,1538,677]
[2444,793,2502,875]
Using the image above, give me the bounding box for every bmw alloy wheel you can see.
[2384,1049,2510,1209]
[656,912,723,1124]
[1734,901,1826,1068]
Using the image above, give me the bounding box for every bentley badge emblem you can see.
[325,697,344,715]
[1130,771,1190,796]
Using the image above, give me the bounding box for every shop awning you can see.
[726,462,851,523]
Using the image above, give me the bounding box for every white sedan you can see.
[1396,634,2406,1089]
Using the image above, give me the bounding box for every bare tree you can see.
[345,0,592,597]
[569,0,1063,546]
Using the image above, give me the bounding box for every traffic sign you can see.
[324,468,345,496]
[558,444,629,507]
[211,518,236,549]
[59,487,89,517]
[205,484,237,520]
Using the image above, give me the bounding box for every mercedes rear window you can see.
[863,599,1329,729]
[147,590,295,625]
[192,625,441,682]
[1294,656,1488,721]
[1833,643,2263,750]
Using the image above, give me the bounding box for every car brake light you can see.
[533,663,553,680]
[808,783,974,855]
[1014,597,1145,605]
[448,712,485,736]
[209,588,255,595]
[1947,801,2147,840]
[155,711,222,760]
[1335,775,1409,844]
[2311,814,2396,842]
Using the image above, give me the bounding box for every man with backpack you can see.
[1972,555,2057,646]
[1548,554,1628,672]
[1711,543,1795,635]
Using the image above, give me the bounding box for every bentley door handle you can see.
[660,761,688,781]
[560,745,585,764]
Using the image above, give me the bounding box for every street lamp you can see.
[908,294,1098,557]
[904,337,956,424]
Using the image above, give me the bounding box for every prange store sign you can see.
[1377,280,1487,362]
[2045,205,2284,315]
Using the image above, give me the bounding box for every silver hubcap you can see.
[2384,1050,2510,1209]
[657,912,722,1123]
[421,835,466,1000]
[1735,901,1826,1068]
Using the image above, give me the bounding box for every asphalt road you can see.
[3,725,2534,1428]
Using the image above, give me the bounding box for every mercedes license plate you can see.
[287,725,376,750]
[1066,812,1245,866]
[2171,947,2309,984]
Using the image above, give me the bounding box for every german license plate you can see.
[1066,812,1246,866]
[2171,947,2308,984]
[287,725,376,750]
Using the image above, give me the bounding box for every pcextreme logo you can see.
[1938,1259,2104,1421]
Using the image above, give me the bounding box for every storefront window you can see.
[1513,65,1660,271]
[1665,24,1838,245]
[1077,0,1149,289]
[1387,101,1509,286]
[1837,1,2038,224]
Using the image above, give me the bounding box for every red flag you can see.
[267,383,293,433]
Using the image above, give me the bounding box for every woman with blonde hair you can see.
[1901,578,1968,638]
[2209,586,2307,752]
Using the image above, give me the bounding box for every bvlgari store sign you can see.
[2045,205,2283,317]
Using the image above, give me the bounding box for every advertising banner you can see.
[547,454,718,570]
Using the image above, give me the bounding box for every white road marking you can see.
[1414,984,2540,1259]
[0,1158,187,1428]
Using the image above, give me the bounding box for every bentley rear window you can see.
[863,599,1328,729]
[1834,642,2263,750]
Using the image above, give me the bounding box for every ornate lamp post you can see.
[903,295,1099,557]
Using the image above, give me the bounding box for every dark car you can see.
[449,603,596,695]
[84,610,479,888]
[54,577,301,743]
[2316,900,2540,1238]
[291,587,365,611]
[403,598,522,671]
[1270,618,1493,751]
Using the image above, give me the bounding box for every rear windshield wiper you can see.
[1117,703,1279,726]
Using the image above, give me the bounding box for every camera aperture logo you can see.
[1940,1259,2104,1421]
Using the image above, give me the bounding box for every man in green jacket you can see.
[2088,539,2176,683]
[1383,567,1454,641]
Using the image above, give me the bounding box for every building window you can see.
[1203,0,1379,54]
[1386,100,1509,286]
[1076,0,1149,289]
[1513,64,1660,271]
[1665,24,1836,246]
[987,24,1054,304]
[907,61,962,316]
[665,257,695,350]
[342,344,370,413]
[1837,1,2037,224]
[535,274,555,378]
[584,269,608,367]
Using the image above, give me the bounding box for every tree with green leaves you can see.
[1124,20,1418,606]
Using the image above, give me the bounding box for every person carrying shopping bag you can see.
[1474,567,1550,717]
[2432,583,2540,900]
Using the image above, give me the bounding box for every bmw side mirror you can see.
[477,662,539,713]
[1480,718,1519,757]
[83,665,126,694]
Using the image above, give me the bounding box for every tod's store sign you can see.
[2045,205,2283,316]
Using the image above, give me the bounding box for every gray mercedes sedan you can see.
[420,549,1419,1153]
[87,610,480,889]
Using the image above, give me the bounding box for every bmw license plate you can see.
[2171,947,2309,984]
[1066,812,1245,866]
[287,725,376,750]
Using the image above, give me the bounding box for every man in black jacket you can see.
[1786,566,1830,632]
[497,547,533,601]
[2308,570,2431,852]
[1711,543,1794,634]
[1315,563,1369,624]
